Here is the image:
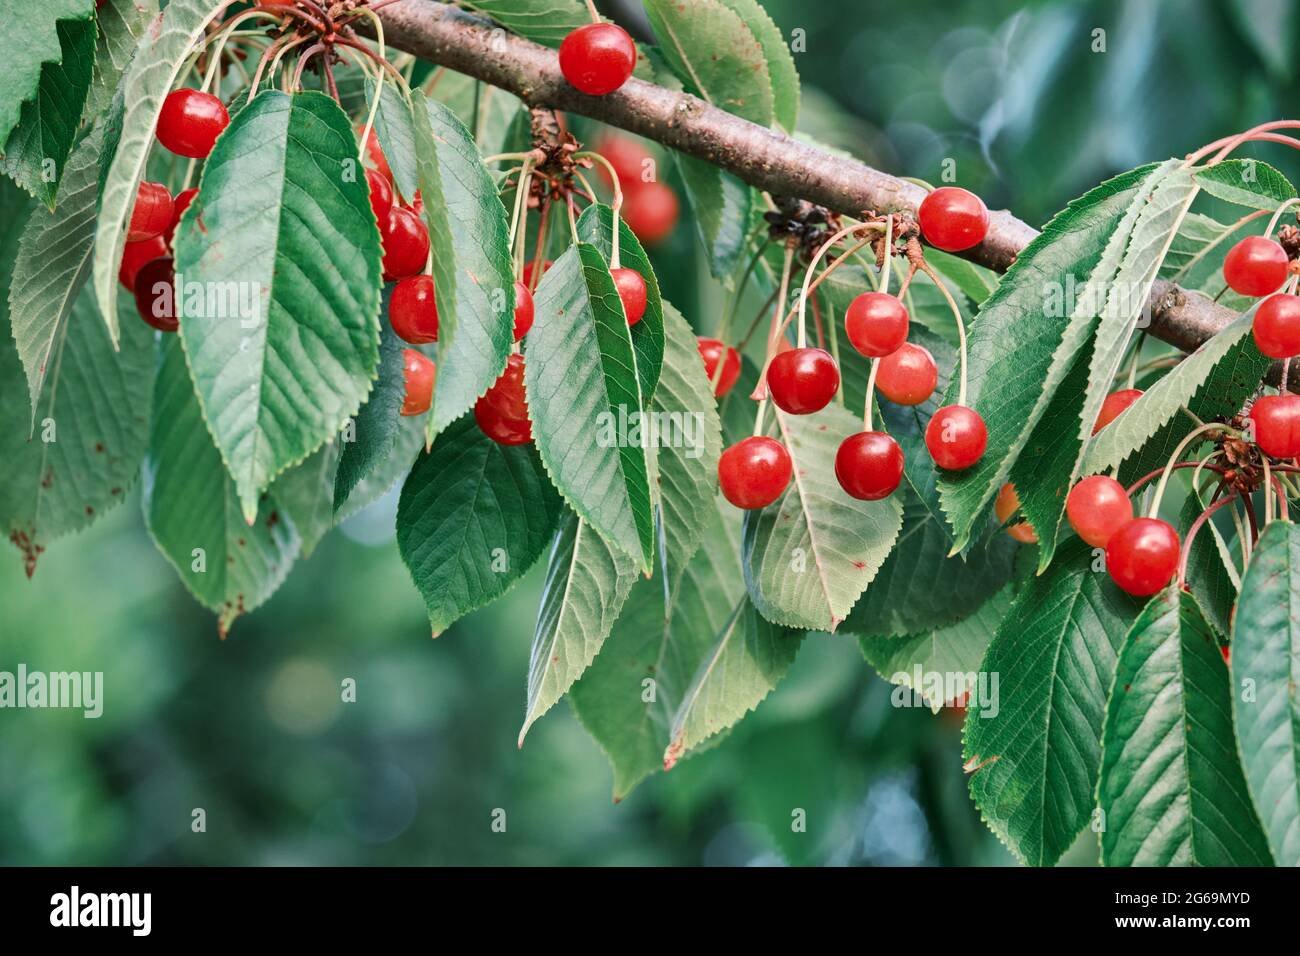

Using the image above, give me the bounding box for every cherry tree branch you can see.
[362,0,1289,388]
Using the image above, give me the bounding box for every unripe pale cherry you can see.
[400,349,436,416]
[558,22,637,96]
[1223,235,1289,297]
[1066,475,1133,548]
[875,342,937,405]
[1249,394,1300,458]
[845,292,908,358]
[718,436,792,510]
[156,88,229,159]
[1252,293,1300,358]
[1106,517,1180,597]
[513,281,535,341]
[994,483,1037,543]
[697,337,741,396]
[611,267,647,325]
[918,187,990,252]
[133,256,178,332]
[390,275,438,344]
[924,404,987,470]
[766,347,840,415]
[835,432,904,501]
[127,181,174,242]
[1093,388,1143,434]
[621,181,678,245]
[382,207,430,282]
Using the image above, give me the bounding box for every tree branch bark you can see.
[364,0,1286,386]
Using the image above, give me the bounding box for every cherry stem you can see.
[864,358,880,432]
[1265,197,1300,238]
[810,286,826,351]
[1177,492,1239,589]
[527,201,551,292]
[564,194,579,245]
[752,398,768,437]
[1146,423,1232,519]
[291,43,327,93]
[507,158,534,270]
[1189,121,1300,167]
[878,215,894,297]
[1273,473,1292,522]
[916,259,969,408]
[1125,460,1228,498]
[754,245,796,400]
[575,151,624,269]
[790,221,883,351]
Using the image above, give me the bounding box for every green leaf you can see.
[571,503,802,800]
[333,316,406,511]
[0,0,92,148]
[845,488,1016,637]
[716,0,799,131]
[1083,311,1263,476]
[2,16,96,207]
[271,440,339,558]
[397,413,563,635]
[424,71,526,157]
[410,93,515,442]
[91,0,227,342]
[334,416,424,522]
[1159,213,1255,311]
[741,400,904,631]
[1232,520,1300,866]
[643,0,775,127]
[87,0,159,119]
[144,341,299,637]
[576,203,665,401]
[1099,588,1272,866]
[367,80,419,204]
[1179,483,1237,638]
[1195,159,1296,211]
[963,538,1141,866]
[8,124,103,421]
[859,586,1013,712]
[173,90,383,523]
[459,0,589,49]
[521,509,639,744]
[936,162,1170,551]
[675,156,756,282]
[526,243,655,572]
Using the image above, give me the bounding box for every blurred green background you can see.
[1,0,1294,866]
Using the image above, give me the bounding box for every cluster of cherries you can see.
[996,222,1300,599]
[716,187,993,511]
[120,88,231,330]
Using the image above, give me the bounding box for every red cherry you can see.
[835,431,904,501]
[522,259,553,290]
[697,337,741,396]
[918,187,990,252]
[364,129,395,185]
[766,347,840,414]
[844,292,909,357]
[474,354,532,444]
[1093,388,1143,434]
[596,134,651,188]
[621,181,678,245]
[924,404,986,470]
[390,275,438,344]
[1249,394,1300,458]
[118,236,167,289]
[400,349,436,416]
[382,207,430,282]
[163,187,198,246]
[127,181,173,242]
[1106,517,1180,597]
[1252,293,1300,358]
[1066,474,1133,548]
[718,436,792,510]
[559,22,636,96]
[611,267,647,325]
[367,168,393,224]
[132,256,178,332]
[1223,235,1289,297]
[513,281,534,341]
[994,483,1037,543]
[156,89,229,159]
[875,342,937,405]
